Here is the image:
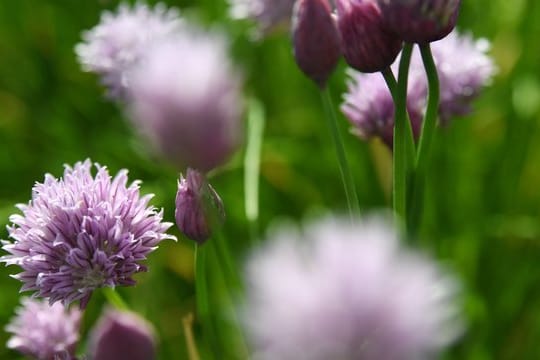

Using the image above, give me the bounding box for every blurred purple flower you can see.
[6,298,81,360]
[228,0,296,36]
[243,216,462,359]
[175,169,225,244]
[128,29,243,172]
[1,160,176,307]
[76,2,182,99]
[432,31,496,123]
[88,308,156,360]
[342,30,495,146]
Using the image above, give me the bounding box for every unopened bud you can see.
[378,0,461,43]
[88,309,157,360]
[292,0,342,87]
[175,169,225,244]
[336,0,402,73]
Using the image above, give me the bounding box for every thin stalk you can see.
[208,241,249,358]
[408,44,440,236]
[392,43,416,224]
[416,43,440,169]
[213,230,242,292]
[244,98,265,242]
[320,87,360,216]
[182,313,201,360]
[102,287,129,310]
[194,244,217,358]
[381,67,397,98]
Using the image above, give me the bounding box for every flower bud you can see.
[175,169,225,244]
[378,0,461,43]
[292,0,342,87]
[336,0,402,73]
[88,309,156,360]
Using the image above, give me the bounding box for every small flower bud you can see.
[175,169,225,244]
[336,0,403,73]
[88,309,157,360]
[292,0,342,87]
[378,0,461,43]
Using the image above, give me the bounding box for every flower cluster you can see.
[5,298,82,360]
[342,30,496,146]
[243,216,462,359]
[1,160,175,307]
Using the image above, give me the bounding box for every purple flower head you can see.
[342,30,495,146]
[292,0,342,87]
[1,160,176,307]
[88,308,156,360]
[378,0,461,43]
[175,169,225,244]
[342,67,425,147]
[229,0,296,36]
[243,215,462,359]
[128,28,243,172]
[6,298,82,360]
[336,0,402,73]
[76,2,182,99]
[431,31,496,123]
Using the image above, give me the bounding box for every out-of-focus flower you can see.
[128,29,243,172]
[6,298,81,360]
[292,0,342,87]
[76,2,182,99]
[243,216,462,359]
[88,308,156,360]
[336,0,402,73]
[342,30,495,146]
[228,0,296,36]
[341,67,425,147]
[175,169,225,244]
[378,0,461,43]
[432,31,496,123]
[1,160,176,307]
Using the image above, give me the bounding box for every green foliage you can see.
[0,0,540,359]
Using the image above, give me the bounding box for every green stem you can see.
[207,241,249,358]
[320,88,360,216]
[195,245,209,320]
[416,43,440,169]
[102,287,129,310]
[408,44,440,236]
[213,230,242,292]
[244,98,265,242]
[381,67,397,98]
[392,43,416,224]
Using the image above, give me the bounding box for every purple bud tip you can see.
[336,0,403,73]
[89,308,156,360]
[175,169,225,244]
[292,0,342,87]
[378,0,461,43]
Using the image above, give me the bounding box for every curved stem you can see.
[320,87,360,216]
[103,287,129,310]
[416,43,440,169]
[392,43,415,224]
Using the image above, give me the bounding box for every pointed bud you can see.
[378,0,461,43]
[292,0,342,87]
[88,309,157,360]
[175,169,225,244]
[336,0,403,73]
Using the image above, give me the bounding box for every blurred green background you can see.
[1,0,540,359]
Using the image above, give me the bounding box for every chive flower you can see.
[1,160,176,307]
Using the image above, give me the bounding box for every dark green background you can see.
[1,0,540,358]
